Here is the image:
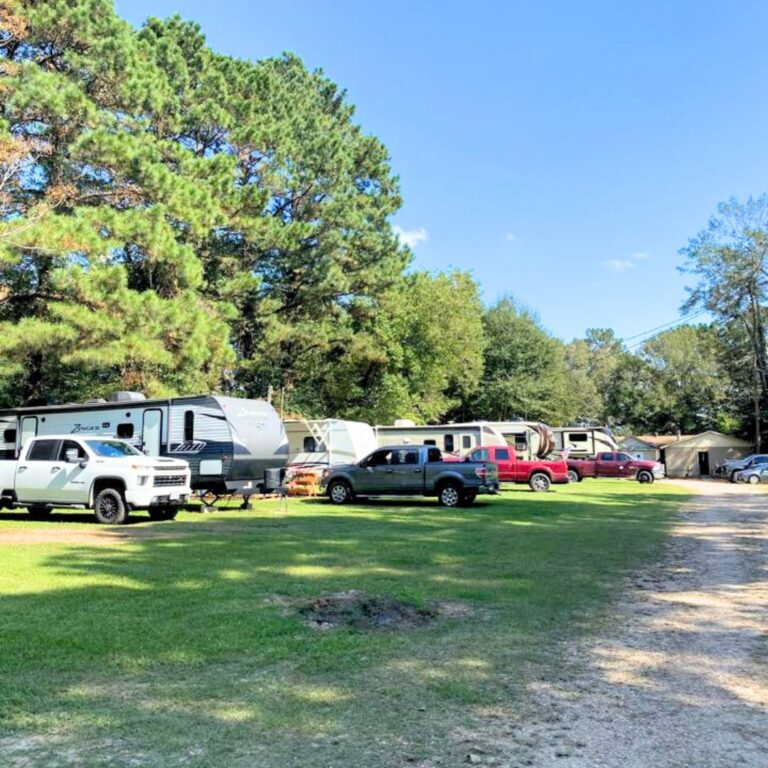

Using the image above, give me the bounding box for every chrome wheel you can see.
[329,481,350,504]
[439,485,460,507]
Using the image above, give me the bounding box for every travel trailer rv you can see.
[284,418,378,471]
[483,421,556,460]
[0,393,288,498]
[374,421,507,456]
[551,426,618,458]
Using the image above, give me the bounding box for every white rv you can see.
[0,392,289,500]
[374,420,507,456]
[284,418,378,471]
[551,426,618,458]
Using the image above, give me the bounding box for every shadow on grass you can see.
[0,487,688,767]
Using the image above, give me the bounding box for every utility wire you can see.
[625,310,708,351]
[621,309,708,344]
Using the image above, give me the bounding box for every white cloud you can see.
[393,225,428,249]
[630,251,649,260]
[602,259,634,272]
[504,232,516,242]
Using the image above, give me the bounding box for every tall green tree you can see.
[471,297,574,424]
[286,270,486,424]
[680,196,768,446]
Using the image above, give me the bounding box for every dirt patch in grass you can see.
[294,590,439,631]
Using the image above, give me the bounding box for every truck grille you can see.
[154,474,186,487]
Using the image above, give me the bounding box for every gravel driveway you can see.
[492,480,768,767]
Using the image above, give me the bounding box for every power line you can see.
[621,310,708,344]
[625,310,709,351]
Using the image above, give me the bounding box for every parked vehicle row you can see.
[715,453,768,482]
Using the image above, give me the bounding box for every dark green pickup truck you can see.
[321,444,499,507]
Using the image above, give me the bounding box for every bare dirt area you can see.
[476,479,768,767]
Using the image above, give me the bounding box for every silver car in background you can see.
[735,462,768,484]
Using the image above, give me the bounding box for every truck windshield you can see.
[85,440,142,457]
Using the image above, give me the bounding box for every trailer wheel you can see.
[328,480,353,505]
[637,470,654,484]
[93,488,128,524]
[567,469,580,484]
[438,481,462,507]
[27,505,51,520]
[148,505,178,521]
[529,472,551,492]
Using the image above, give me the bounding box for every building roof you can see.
[631,435,694,448]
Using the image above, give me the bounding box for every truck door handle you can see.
[385,469,394,473]
[51,467,61,472]
[413,468,422,473]
[17,466,27,472]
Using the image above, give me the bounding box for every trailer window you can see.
[303,436,318,452]
[3,428,16,444]
[184,411,194,442]
[462,435,472,449]
[444,434,455,452]
[117,423,134,439]
[424,439,437,446]
[570,433,589,442]
[28,440,58,461]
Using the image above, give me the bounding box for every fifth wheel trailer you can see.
[374,421,507,456]
[0,393,288,499]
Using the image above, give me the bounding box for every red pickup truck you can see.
[464,445,569,491]
[566,452,664,484]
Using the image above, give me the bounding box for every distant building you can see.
[619,431,753,477]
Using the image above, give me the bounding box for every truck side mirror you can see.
[78,459,89,469]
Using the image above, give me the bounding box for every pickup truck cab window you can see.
[471,449,490,462]
[616,453,632,462]
[363,449,392,467]
[599,452,614,461]
[496,448,511,461]
[58,440,87,461]
[27,439,58,461]
[427,447,442,463]
[85,439,142,458]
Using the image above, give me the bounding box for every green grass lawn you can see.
[0,481,688,767]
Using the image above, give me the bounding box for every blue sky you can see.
[115,0,768,343]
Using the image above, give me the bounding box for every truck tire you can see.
[529,472,551,492]
[27,505,51,520]
[567,469,580,484]
[748,474,760,485]
[93,488,128,525]
[637,470,654,484]
[438,482,462,507]
[328,480,353,505]
[148,505,178,521]
[458,489,478,507]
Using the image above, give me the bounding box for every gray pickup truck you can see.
[321,444,499,507]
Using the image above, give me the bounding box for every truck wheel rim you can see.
[442,487,459,506]
[532,476,547,490]
[100,497,117,520]
[331,484,347,502]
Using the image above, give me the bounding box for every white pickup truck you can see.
[0,435,191,524]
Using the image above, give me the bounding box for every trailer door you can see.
[20,417,37,451]
[142,409,163,456]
